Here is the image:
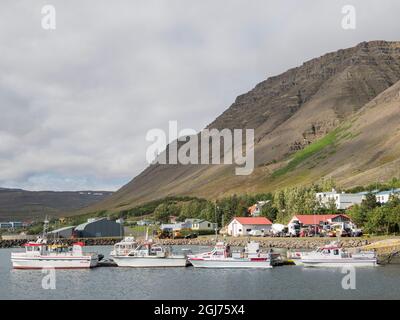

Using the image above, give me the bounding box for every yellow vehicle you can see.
[157,229,172,239]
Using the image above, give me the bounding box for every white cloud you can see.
[0,0,399,191]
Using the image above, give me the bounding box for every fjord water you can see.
[1,246,399,300]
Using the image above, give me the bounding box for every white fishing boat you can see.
[188,241,274,269]
[11,239,99,269]
[11,218,99,269]
[111,239,188,267]
[300,242,377,267]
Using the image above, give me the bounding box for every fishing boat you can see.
[111,239,188,267]
[300,242,377,267]
[188,241,274,269]
[11,239,99,269]
[111,229,188,267]
[11,219,99,269]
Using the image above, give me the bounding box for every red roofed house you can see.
[228,217,272,237]
[289,214,351,227]
[247,200,270,217]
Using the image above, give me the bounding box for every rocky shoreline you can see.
[156,237,371,249]
[0,237,371,249]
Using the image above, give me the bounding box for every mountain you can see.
[78,40,400,215]
[0,188,113,221]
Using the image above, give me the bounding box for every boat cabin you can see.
[23,241,85,256]
[112,237,137,256]
[315,244,349,258]
[132,242,168,257]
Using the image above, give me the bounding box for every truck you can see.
[271,224,287,237]
[287,222,300,237]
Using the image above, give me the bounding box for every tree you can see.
[260,202,278,222]
[153,203,172,223]
[361,193,378,211]
[273,190,286,222]
[321,177,336,192]
[347,204,367,227]
[365,206,388,234]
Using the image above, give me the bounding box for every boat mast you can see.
[214,202,219,240]
[42,216,49,239]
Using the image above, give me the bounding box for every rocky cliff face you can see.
[78,41,400,215]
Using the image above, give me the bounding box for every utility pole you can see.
[214,202,219,239]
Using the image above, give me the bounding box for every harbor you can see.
[1,244,400,300]
[2,220,400,298]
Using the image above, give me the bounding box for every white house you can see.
[136,220,152,226]
[316,189,364,210]
[160,221,190,231]
[227,217,272,237]
[248,201,271,217]
[375,189,400,204]
[190,219,217,231]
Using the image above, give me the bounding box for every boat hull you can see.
[112,256,188,267]
[11,255,98,269]
[291,259,304,266]
[301,259,377,267]
[189,258,272,269]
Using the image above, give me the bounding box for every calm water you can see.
[1,246,399,300]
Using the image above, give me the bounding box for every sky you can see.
[0,0,399,191]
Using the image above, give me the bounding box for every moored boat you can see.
[111,238,188,267]
[300,242,377,267]
[11,218,99,269]
[188,241,274,269]
[11,239,99,269]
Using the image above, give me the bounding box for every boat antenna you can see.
[145,227,149,241]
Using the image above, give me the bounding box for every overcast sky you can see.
[0,0,399,191]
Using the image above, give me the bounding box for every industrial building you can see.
[48,226,75,238]
[73,217,124,238]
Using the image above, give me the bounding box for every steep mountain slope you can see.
[79,41,400,215]
[0,188,113,221]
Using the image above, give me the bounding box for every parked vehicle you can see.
[271,224,287,237]
[348,223,363,237]
[157,229,173,239]
[248,230,263,237]
[287,222,300,237]
[184,233,198,239]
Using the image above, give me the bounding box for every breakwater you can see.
[0,236,371,249]
[156,237,371,249]
[0,237,123,248]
